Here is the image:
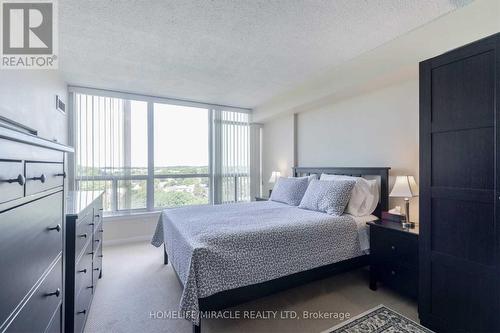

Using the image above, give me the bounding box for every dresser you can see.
[419,33,500,332]
[65,191,104,333]
[0,125,72,332]
[368,220,418,299]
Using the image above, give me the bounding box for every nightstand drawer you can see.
[371,227,418,267]
[375,263,418,298]
[368,220,419,299]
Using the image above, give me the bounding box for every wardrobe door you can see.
[419,34,500,332]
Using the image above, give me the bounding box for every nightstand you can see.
[255,197,268,201]
[367,220,419,299]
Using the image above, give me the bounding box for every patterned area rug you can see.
[322,305,433,333]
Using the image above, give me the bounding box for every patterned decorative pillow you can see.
[270,177,309,206]
[298,179,356,216]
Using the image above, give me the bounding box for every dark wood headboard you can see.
[292,167,390,218]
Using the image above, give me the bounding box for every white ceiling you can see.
[59,0,472,109]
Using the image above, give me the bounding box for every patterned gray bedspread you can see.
[151,201,362,325]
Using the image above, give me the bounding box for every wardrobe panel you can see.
[431,197,494,265]
[431,128,494,189]
[431,50,494,130]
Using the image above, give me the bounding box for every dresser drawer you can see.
[45,304,62,333]
[371,227,418,266]
[74,286,93,333]
[25,162,64,196]
[76,214,94,259]
[375,262,418,298]
[0,160,24,204]
[4,256,62,332]
[0,192,63,326]
[75,244,93,297]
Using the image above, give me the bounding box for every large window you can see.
[72,91,251,214]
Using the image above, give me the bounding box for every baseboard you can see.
[104,235,151,247]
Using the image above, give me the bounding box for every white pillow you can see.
[320,174,379,216]
[289,174,317,184]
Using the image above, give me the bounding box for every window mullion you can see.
[147,101,155,210]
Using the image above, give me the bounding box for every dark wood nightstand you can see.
[367,220,419,299]
[255,197,268,201]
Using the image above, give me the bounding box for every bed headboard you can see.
[292,167,390,218]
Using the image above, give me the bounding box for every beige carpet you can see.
[85,242,418,333]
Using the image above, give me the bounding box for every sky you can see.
[130,101,208,168]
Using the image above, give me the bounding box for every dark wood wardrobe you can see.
[419,33,500,332]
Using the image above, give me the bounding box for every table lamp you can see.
[389,175,419,228]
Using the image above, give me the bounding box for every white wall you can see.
[297,80,419,219]
[0,71,68,144]
[262,113,295,194]
[103,213,160,246]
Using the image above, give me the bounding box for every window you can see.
[154,103,209,208]
[72,90,252,214]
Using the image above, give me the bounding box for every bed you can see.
[151,167,390,333]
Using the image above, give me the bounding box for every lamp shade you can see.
[268,171,281,183]
[389,176,419,198]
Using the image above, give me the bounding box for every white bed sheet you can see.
[349,214,378,253]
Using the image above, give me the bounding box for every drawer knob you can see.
[88,222,95,226]
[78,233,88,239]
[95,239,100,243]
[30,174,46,183]
[76,310,86,315]
[47,224,61,232]
[98,254,103,258]
[391,245,396,251]
[45,288,60,298]
[99,229,104,233]
[391,270,396,276]
[55,172,66,178]
[87,285,94,290]
[93,267,99,271]
[77,269,87,274]
[87,251,95,255]
[1,174,25,186]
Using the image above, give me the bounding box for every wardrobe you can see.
[419,33,500,332]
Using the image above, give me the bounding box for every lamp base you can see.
[401,198,412,229]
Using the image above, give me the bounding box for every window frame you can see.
[68,86,252,216]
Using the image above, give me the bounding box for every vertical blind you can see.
[73,91,253,213]
[75,94,126,211]
[212,110,250,204]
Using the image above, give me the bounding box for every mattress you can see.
[151,201,365,324]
